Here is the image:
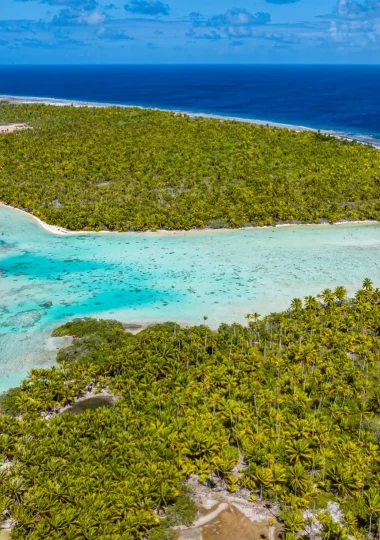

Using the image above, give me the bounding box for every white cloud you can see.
[77,9,106,25]
[52,6,107,25]
[336,0,380,19]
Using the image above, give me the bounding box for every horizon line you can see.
[1,63,380,67]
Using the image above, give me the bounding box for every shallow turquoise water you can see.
[1,204,380,392]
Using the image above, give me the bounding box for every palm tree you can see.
[365,488,380,538]
[287,463,309,496]
[280,509,305,534]
[363,278,373,291]
[290,298,302,312]
[319,288,334,306]
[286,439,312,465]
[252,466,273,500]
[326,464,361,497]
[334,286,347,305]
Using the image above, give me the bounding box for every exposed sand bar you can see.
[1,94,379,149]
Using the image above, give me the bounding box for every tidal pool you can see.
[1,204,380,392]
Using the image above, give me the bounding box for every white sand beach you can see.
[0,203,378,238]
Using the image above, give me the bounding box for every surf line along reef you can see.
[0,102,380,232]
[1,283,380,539]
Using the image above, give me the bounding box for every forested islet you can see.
[1,283,380,538]
[0,103,379,231]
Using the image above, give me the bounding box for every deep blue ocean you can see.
[0,65,380,140]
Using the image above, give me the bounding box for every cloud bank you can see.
[2,0,380,60]
[190,8,271,40]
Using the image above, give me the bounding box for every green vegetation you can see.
[148,486,197,540]
[1,282,380,538]
[0,102,379,231]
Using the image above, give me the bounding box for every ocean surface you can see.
[0,65,380,141]
[1,204,380,392]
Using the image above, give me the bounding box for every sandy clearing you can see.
[0,123,30,134]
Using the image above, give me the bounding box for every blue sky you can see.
[0,0,379,63]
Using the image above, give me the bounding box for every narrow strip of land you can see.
[1,95,379,148]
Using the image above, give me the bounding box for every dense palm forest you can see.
[1,282,380,538]
[0,102,380,231]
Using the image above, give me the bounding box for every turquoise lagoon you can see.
[1,203,380,392]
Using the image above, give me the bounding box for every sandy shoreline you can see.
[0,202,379,237]
[1,94,380,149]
